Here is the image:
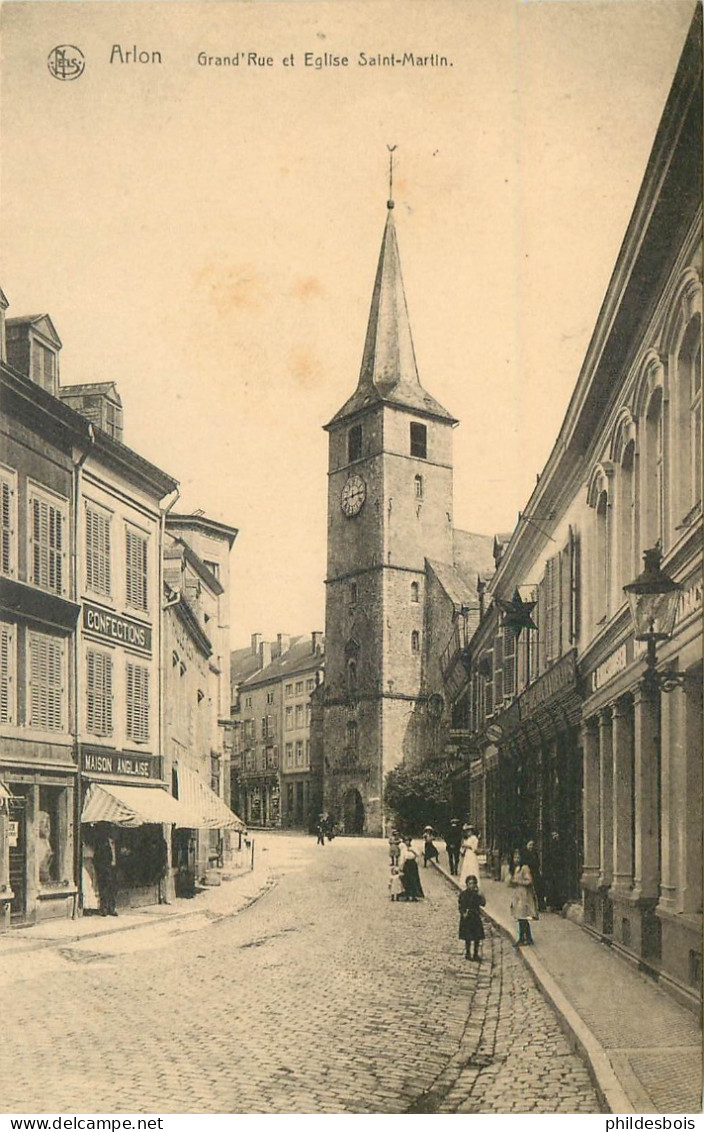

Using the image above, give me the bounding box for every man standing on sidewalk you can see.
[445,818,462,876]
[94,825,118,916]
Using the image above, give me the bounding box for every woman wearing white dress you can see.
[458,825,480,886]
[81,834,99,914]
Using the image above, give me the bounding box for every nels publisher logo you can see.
[47,45,85,81]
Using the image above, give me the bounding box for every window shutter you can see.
[126,529,148,611]
[0,477,13,575]
[494,632,504,705]
[484,649,494,717]
[87,650,113,736]
[0,622,14,724]
[126,661,149,741]
[561,529,574,647]
[86,508,111,594]
[503,626,516,699]
[29,633,64,731]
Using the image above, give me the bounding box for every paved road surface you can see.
[1,835,600,1114]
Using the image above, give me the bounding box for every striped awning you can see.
[81,781,202,828]
[175,763,245,831]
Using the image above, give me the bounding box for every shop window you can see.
[0,621,15,724]
[126,661,150,742]
[125,527,149,612]
[0,466,17,578]
[86,504,111,596]
[28,631,65,731]
[414,474,423,499]
[411,630,420,653]
[348,424,362,463]
[38,786,62,884]
[86,649,113,736]
[410,422,427,459]
[28,487,67,596]
[411,581,419,603]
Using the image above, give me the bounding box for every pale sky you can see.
[0,0,695,648]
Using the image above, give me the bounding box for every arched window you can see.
[617,440,636,595]
[642,388,664,550]
[348,424,362,463]
[411,630,420,653]
[587,464,613,627]
[414,474,423,499]
[678,317,702,515]
[410,581,419,603]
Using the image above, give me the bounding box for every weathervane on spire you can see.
[387,144,397,209]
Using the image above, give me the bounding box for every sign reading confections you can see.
[83,602,152,654]
[82,747,160,779]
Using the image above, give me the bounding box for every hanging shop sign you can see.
[83,602,152,654]
[82,747,160,780]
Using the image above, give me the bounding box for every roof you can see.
[452,529,495,581]
[426,559,478,612]
[164,533,224,596]
[325,206,457,430]
[230,645,265,689]
[60,381,122,405]
[6,313,62,349]
[242,634,325,689]
[168,512,239,548]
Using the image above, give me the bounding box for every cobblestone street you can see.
[1,836,601,1115]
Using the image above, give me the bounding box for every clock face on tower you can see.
[340,474,367,517]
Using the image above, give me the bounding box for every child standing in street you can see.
[388,866,404,901]
[388,828,401,868]
[458,875,486,960]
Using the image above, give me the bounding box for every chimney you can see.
[259,640,272,669]
[251,633,262,656]
[276,633,290,657]
[311,631,323,654]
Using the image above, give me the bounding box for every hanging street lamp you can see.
[623,545,687,692]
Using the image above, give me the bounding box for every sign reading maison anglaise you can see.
[83,601,152,654]
[82,747,159,779]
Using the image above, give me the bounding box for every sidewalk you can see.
[0,859,276,962]
[434,861,702,1114]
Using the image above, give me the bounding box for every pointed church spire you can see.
[325,158,457,430]
[357,202,421,396]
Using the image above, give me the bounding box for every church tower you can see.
[322,196,458,836]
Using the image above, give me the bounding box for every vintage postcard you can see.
[0,0,701,1123]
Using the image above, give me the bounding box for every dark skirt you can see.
[459,912,485,942]
[401,858,424,899]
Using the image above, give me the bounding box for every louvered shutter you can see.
[29,496,65,594]
[87,650,113,736]
[29,633,64,731]
[0,622,14,724]
[86,508,111,595]
[561,529,574,647]
[503,626,516,699]
[126,529,148,611]
[126,661,149,741]
[0,476,14,576]
[494,631,504,705]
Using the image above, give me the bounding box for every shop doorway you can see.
[8,793,27,920]
[343,788,365,835]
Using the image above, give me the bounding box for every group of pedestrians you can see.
[386,817,546,959]
[387,829,425,901]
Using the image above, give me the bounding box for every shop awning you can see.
[175,763,245,831]
[81,781,202,828]
[0,781,11,800]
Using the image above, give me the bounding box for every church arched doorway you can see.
[343,788,365,835]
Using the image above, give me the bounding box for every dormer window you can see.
[410,423,427,459]
[32,342,56,394]
[348,424,362,463]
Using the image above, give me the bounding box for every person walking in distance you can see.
[422,825,440,868]
[458,875,486,960]
[458,824,480,886]
[509,848,538,946]
[316,814,327,846]
[445,818,462,876]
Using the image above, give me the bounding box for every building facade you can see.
[448,9,702,1012]
[231,633,324,829]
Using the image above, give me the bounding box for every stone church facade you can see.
[321,201,493,836]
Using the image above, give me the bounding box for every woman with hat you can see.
[458,824,480,886]
[422,825,440,868]
[399,837,424,901]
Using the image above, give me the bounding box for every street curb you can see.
[0,873,277,956]
[431,861,634,1115]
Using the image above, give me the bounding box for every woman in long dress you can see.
[81,834,99,914]
[458,825,480,885]
[398,838,424,900]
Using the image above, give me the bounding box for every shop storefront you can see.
[79,748,194,912]
[172,761,245,894]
